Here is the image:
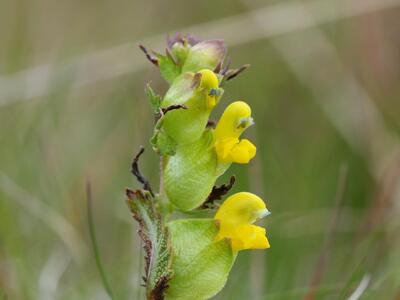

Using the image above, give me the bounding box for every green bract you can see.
[164,131,217,210]
[163,128,232,210]
[166,219,236,300]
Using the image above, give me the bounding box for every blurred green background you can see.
[1,0,400,299]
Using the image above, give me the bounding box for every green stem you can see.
[159,155,167,200]
[159,155,175,219]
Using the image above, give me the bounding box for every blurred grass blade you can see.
[347,274,371,300]
[0,171,88,262]
[304,164,348,299]
[86,181,115,300]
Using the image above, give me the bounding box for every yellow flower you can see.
[198,69,219,109]
[214,192,270,251]
[214,101,256,164]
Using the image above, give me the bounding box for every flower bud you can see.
[182,40,226,73]
[167,33,200,65]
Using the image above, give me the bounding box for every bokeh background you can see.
[1,0,400,299]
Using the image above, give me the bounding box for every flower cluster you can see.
[132,33,271,300]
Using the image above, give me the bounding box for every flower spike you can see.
[133,34,272,299]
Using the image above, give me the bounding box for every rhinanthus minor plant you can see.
[126,33,271,300]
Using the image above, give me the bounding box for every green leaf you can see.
[162,73,197,107]
[166,219,236,300]
[126,189,172,300]
[146,84,162,115]
[158,54,181,84]
[151,126,177,156]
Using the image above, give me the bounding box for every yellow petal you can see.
[198,69,219,89]
[230,225,270,251]
[229,139,257,164]
[214,138,256,164]
[214,137,239,163]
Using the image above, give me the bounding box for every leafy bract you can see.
[162,73,198,107]
[157,52,181,84]
[164,130,217,210]
[166,219,236,300]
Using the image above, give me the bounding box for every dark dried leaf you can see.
[206,119,216,129]
[225,64,250,81]
[201,176,236,209]
[150,275,170,300]
[161,104,187,115]
[131,147,154,196]
[220,57,231,76]
[139,44,159,66]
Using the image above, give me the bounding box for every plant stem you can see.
[159,155,167,201]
